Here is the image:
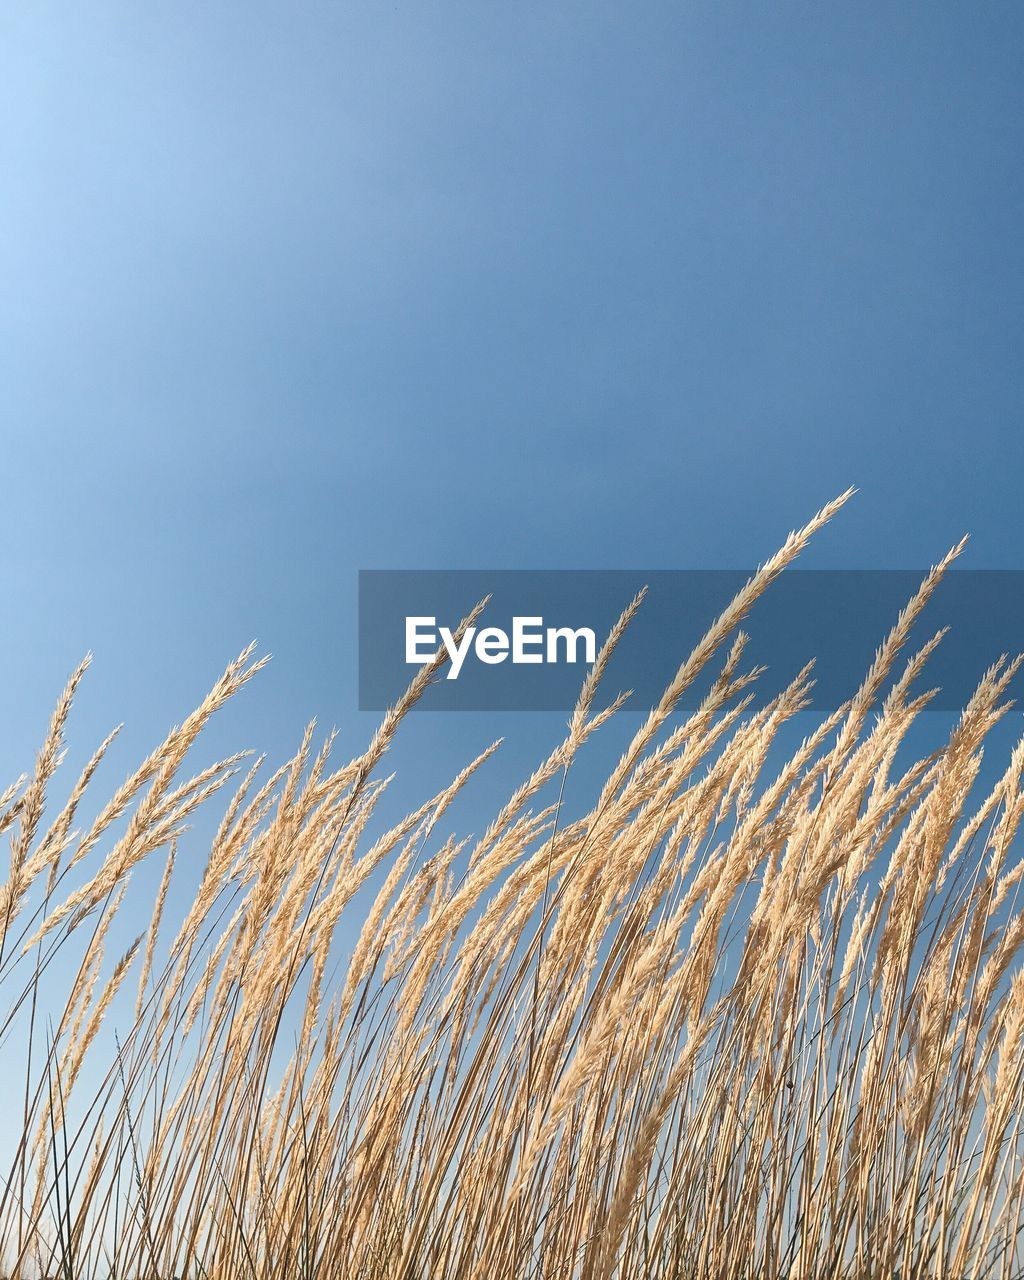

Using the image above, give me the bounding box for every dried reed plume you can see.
[3,493,1024,1278]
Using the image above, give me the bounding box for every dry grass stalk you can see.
[4,497,1024,1277]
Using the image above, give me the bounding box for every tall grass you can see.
[4,493,1024,1277]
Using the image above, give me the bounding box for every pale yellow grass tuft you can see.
[3,496,1024,1278]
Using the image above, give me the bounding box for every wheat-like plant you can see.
[3,492,1024,1278]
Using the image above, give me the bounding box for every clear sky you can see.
[2,1,1024,847]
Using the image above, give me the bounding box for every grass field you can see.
[4,492,1024,1278]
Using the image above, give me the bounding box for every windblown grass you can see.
[4,493,1024,1277]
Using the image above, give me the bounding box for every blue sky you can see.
[2,1,1024,844]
